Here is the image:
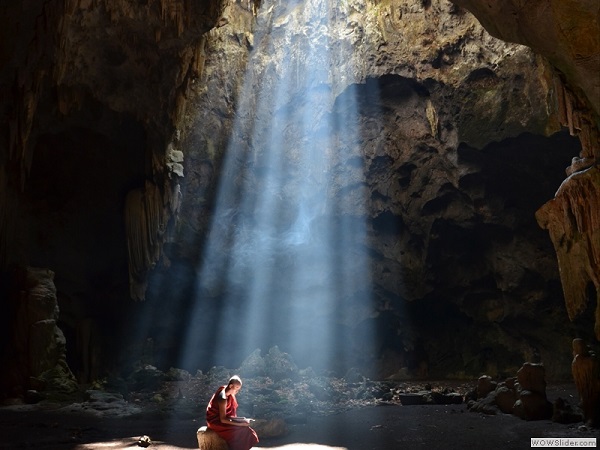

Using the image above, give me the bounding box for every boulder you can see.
[516,363,547,394]
[494,386,517,414]
[476,375,496,399]
[253,418,287,438]
[469,362,555,421]
[264,346,298,381]
[238,348,266,378]
[467,390,500,415]
[513,390,553,421]
[197,426,228,450]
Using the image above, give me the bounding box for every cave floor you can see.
[0,383,597,450]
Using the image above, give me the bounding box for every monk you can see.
[206,375,259,450]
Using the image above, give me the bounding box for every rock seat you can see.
[197,426,228,450]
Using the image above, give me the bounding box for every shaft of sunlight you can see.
[180,0,374,378]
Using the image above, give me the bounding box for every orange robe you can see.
[206,386,259,450]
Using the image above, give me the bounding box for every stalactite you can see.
[7,0,68,191]
[125,181,170,300]
[126,188,149,301]
[146,181,167,251]
[565,87,575,136]
[426,99,439,139]
[160,0,186,36]
[553,70,567,125]
[18,88,38,189]
[174,92,186,125]
[540,73,600,341]
[193,37,207,78]
[536,167,600,340]
[553,73,598,162]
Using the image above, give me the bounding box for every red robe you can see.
[206,386,259,450]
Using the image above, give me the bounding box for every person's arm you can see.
[217,395,250,427]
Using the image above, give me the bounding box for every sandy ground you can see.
[0,384,598,450]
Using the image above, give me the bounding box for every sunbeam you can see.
[177,0,377,415]
[180,0,376,378]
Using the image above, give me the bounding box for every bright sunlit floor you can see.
[75,442,346,450]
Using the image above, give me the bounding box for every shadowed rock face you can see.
[450,0,600,118]
[0,0,597,389]
[449,1,600,344]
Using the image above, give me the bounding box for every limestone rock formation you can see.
[449,0,599,119]
[452,0,600,341]
[176,0,587,378]
[536,168,600,339]
[572,338,600,427]
[468,362,554,421]
[0,0,598,387]
[0,0,226,300]
[513,362,553,421]
[2,266,78,399]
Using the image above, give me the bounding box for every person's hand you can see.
[231,419,249,427]
[229,417,253,426]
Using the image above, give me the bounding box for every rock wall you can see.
[0,0,226,298]
[0,0,597,384]
[0,0,228,391]
[1,267,78,398]
[172,0,590,378]
[451,0,600,341]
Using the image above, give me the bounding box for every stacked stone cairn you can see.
[467,362,582,422]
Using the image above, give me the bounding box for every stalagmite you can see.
[572,339,600,427]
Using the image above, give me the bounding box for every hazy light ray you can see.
[188,7,296,362]
[311,9,370,373]
[177,27,289,366]
[178,0,375,378]
[224,46,310,359]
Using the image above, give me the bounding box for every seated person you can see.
[206,375,259,450]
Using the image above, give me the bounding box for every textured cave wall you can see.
[450,0,600,341]
[449,0,599,119]
[0,0,597,387]
[165,0,590,379]
[0,0,227,388]
[0,0,227,299]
